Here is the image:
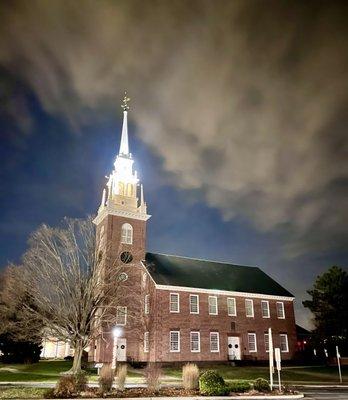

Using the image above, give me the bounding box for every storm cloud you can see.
[1,0,347,257]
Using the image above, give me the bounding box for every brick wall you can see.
[150,289,296,362]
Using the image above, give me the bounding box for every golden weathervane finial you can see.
[121,91,130,111]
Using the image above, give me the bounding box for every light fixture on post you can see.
[111,327,123,369]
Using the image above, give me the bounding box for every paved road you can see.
[302,388,348,399]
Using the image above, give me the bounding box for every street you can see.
[302,388,348,399]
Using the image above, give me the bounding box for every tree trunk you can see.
[67,340,83,374]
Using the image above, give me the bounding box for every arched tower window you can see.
[118,182,125,196]
[127,183,133,197]
[121,223,133,244]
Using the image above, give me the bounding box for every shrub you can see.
[254,377,271,392]
[182,363,199,390]
[98,364,115,394]
[74,371,88,392]
[199,370,228,396]
[145,363,162,391]
[54,374,78,398]
[116,363,127,391]
[228,380,251,393]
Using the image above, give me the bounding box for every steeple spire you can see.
[119,92,130,156]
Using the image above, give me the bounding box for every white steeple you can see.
[94,92,150,224]
[119,92,130,156]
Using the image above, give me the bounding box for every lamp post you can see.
[112,327,123,370]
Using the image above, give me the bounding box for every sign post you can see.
[274,347,282,392]
[336,346,342,384]
[268,328,274,390]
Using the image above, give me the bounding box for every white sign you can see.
[94,363,103,368]
[275,347,281,370]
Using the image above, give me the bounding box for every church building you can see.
[90,95,297,364]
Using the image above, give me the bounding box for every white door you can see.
[228,336,241,360]
[116,338,127,362]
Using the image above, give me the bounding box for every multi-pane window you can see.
[245,299,254,317]
[190,331,200,352]
[276,302,285,319]
[170,293,180,313]
[116,306,127,326]
[227,297,237,316]
[144,294,150,315]
[264,333,270,352]
[190,294,199,314]
[248,333,257,352]
[261,300,270,318]
[210,332,220,352]
[280,334,289,352]
[121,223,133,244]
[170,331,180,352]
[208,296,218,315]
[144,332,149,353]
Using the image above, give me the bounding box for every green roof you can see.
[145,252,294,297]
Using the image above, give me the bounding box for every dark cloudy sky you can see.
[0,0,347,328]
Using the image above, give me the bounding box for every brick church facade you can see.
[90,95,297,365]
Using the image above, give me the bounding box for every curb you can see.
[50,396,304,400]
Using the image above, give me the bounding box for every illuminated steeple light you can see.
[119,91,130,156]
[95,92,150,223]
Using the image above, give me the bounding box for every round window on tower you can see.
[120,251,133,264]
[118,272,128,282]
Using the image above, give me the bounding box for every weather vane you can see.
[121,91,130,111]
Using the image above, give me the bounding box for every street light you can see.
[112,327,123,369]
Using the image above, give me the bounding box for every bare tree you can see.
[3,217,137,374]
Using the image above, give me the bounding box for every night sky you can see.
[0,0,347,329]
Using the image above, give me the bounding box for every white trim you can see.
[248,333,257,353]
[189,294,199,314]
[208,295,218,315]
[280,333,289,353]
[261,300,270,318]
[155,284,294,301]
[210,332,220,352]
[93,206,151,225]
[169,331,180,352]
[144,294,150,315]
[245,299,254,318]
[276,301,286,319]
[190,331,200,352]
[144,332,149,353]
[264,333,270,353]
[227,297,237,316]
[169,293,180,313]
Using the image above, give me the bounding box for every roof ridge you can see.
[146,251,259,269]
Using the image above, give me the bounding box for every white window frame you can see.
[264,333,270,353]
[280,334,289,353]
[261,300,270,318]
[121,223,133,244]
[190,331,200,352]
[208,296,218,315]
[276,302,285,319]
[169,293,180,313]
[144,294,150,315]
[144,332,149,353]
[248,333,257,353]
[210,332,220,352]
[227,297,237,316]
[189,294,199,314]
[169,331,180,352]
[116,306,127,326]
[245,299,254,318]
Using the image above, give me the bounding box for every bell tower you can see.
[92,93,151,363]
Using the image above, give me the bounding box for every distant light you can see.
[113,327,123,338]
[303,340,307,345]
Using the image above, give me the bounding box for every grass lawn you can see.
[163,365,348,384]
[0,387,47,399]
[0,360,81,382]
